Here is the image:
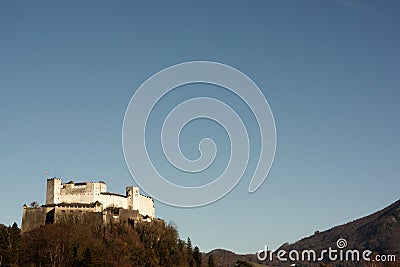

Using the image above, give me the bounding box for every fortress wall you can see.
[103,208,139,225]
[118,209,139,224]
[53,206,103,224]
[132,194,155,218]
[59,182,105,204]
[60,191,94,204]
[97,193,127,209]
[22,207,46,233]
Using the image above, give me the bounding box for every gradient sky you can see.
[1,0,399,254]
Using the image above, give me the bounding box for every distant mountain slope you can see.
[207,199,400,267]
[279,198,400,256]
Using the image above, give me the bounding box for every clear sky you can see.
[1,0,399,254]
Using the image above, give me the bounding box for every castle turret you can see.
[46,178,61,204]
[126,186,134,210]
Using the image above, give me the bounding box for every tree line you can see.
[0,220,220,267]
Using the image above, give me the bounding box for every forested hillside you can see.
[0,220,206,267]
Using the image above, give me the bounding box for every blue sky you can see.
[1,1,399,254]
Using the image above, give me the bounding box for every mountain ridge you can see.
[207,198,400,266]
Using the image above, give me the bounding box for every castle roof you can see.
[43,201,103,208]
[100,192,126,198]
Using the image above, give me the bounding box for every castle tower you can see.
[126,186,133,210]
[126,186,140,210]
[46,178,62,204]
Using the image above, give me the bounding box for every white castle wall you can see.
[128,186,155,218]
[97,193,127,209]
[134,195,155,218]
[59,182,97,204]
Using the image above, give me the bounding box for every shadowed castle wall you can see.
[22,206,46,233]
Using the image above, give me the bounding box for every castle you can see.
[22,178,155,233]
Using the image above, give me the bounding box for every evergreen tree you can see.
[186,237,194,267]
[193,246,202,267]
[0,223,21,266]
[9,223,21,265]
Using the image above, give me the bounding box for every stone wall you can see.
[59,181,106,204]
[54,209,103,225]
[22,203,141,233]
[22,206,46,233]
[52,202,103,224]
[102,208,139,225]
[131,191,155,218]
[97,193,127,209]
